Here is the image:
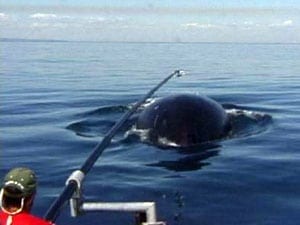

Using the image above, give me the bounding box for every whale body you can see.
[136,94,231,147]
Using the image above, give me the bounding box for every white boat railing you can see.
[66,170,166,225]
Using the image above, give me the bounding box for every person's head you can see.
[0,167,37,214]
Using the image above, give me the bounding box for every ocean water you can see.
[1,40,300,225]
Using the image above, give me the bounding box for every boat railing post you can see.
[65,170,85,217]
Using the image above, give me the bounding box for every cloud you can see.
[28,13,85,29]
[0,12,9,20]
[30,13,57,19]
[282,20,293,26]
[269,20,294,27]
[27,12,123,25]
[182,19,297,31]
[86,16,106,23]
[25,13,76,31]
[29,13,74,21]
[243,21,254,26]
[182,23,219,29]
[30,22,67,29]
[24,12,126,34]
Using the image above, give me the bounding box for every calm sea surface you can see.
[1,40,300,225]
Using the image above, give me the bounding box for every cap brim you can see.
[2,184,25,198]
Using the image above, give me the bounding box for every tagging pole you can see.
[44,70,184,222]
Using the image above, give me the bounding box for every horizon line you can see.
[1,38,299,45]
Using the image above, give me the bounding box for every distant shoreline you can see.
[0,38,69,43]
[1,38,299,45]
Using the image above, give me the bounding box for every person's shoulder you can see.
[0,210,6,217]
[0,210,8,222]
[19,212,53,225]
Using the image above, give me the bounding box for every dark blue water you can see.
[1,40,300,225]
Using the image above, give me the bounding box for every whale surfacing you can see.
[136,94,231,147]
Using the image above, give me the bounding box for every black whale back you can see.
[137,94,230,146]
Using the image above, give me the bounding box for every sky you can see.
[1,0,300,43]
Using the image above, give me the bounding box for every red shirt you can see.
[0,210,53,225]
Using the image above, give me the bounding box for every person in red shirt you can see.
[0,167,54,225]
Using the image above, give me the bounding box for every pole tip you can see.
[174,70,186,77]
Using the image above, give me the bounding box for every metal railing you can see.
[66,170,166,225]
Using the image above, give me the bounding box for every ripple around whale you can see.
[66,105,137,138]
[67,98,273,147]
[66,119,116,137]
[79,105,130,117]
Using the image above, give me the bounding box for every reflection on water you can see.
[147,149,220,172]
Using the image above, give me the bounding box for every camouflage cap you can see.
[2,167,37,198]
